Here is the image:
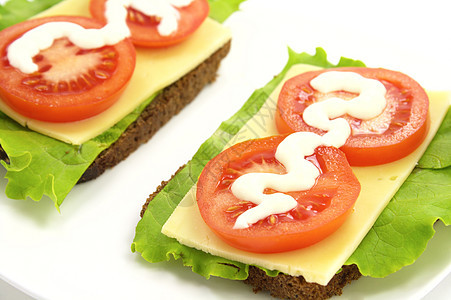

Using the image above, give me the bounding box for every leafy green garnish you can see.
[0,0,242,208]
[0,94,157,209]
[208,0,245,23]
[417,109,451,169]
[0,0,62,29]
[131,47,366,279]
[345,108,451,276]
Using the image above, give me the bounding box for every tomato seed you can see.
[34,85,49,92]
[101,60,115,70]
[269,215,277,225]
[22,77,41,86]
[226,206,241,212]
[136,12,145,24]
[301,86,312,94]
[393,121,406,127]
[102,50,116,59]
[232,211,244,219]
[128,10,136,22]
[93,70,110,80]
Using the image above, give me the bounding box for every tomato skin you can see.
[197,135,361,253]
[0,16,136,123]
[89,0,209,48]
[276,67,430,166]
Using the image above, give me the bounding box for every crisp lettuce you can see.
[345,109,451,277]
[0,94,156,209]
[0,0,243,208]
[418,109,451,169]
[0,0,62,29]
[132,47,450,282]
[208,0,246,23]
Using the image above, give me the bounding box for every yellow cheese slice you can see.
[0,0,231,145]
[161,64,450,285]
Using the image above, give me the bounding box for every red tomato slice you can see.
[0,16,136,123]
[89,0,209,48]
[276,67,429,166]
[197,135,361,253]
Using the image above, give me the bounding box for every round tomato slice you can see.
[197,135,361,253]
[0,16,136,123]
[276,67,429,166]
[89,0,209,47]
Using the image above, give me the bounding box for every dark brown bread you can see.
[140,167,362,300]
[245,264,361,300]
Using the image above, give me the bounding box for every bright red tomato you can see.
[89,0,209,48]
[0,16,136,123]
[276,67,429,166]
[197,135,361,253]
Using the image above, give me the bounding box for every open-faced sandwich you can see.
[0,0,237,209]
[132,48,450,299]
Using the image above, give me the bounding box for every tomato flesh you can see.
[0,16,136,123]
[89,0,209,47]
[276,67,429,166]
[197,135,361,253]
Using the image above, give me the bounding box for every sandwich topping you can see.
[8,0,196,74]
[276,67,430,165]
[89,0,209,47]
[0,15,136,122]
[196,134,362,253]
[231,71,387,229]
[0,0,209,123]
[196,67,430,253]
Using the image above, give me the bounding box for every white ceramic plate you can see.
[1,0,450,299]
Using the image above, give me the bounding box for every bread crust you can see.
[245,264,361,300]
[140,166,361,300]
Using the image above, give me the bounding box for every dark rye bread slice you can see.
[140,167,362,300]
[0,41,231,183]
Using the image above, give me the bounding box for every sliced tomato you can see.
[197,135,361,253]
[89,0,209,48]
[0,16,136,123]
[276,67,429,166]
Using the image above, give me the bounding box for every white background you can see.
[1,0,450,299]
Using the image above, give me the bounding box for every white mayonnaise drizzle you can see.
[7,0,193,74]
[232,71,387,229]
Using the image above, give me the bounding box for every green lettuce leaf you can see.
[131,47,366,279]
[208,0,246,23]
[0,94,157,209]
[345,107,451,276]
[0,0,242,208]
[0,0,62,29]
[417,108,451,169]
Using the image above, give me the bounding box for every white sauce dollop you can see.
[232,71,387,229]
[7,0,193,74]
